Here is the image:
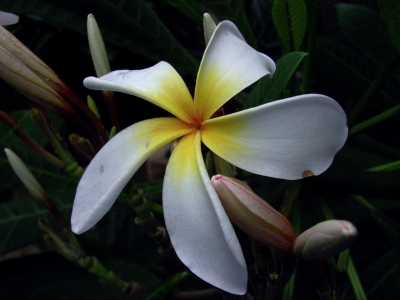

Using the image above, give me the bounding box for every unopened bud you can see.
[203,13,216,45]
[0,45,70,117]
[292,220,357,260]
[0,25,74,97]
[4,148,47,200]
[0,11,19,25]
[87,14,111,77]
[211,175,297,250]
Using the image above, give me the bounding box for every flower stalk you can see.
[4,151,141,294]
[68,133,96,160]
[39,217,142,294]
[30,108,84,178]
[0,110,65,168]
[127,187,171,251]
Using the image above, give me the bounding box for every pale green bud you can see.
[87,14,111,77]
[4,148,47,200]
[203,13,216,46]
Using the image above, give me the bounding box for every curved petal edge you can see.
[163,132,247,294]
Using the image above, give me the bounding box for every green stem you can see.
[127,187,171,249]
[30,108,84,178]
[0,110,65,168]
[280,180,303,218]
[39,217,140,293]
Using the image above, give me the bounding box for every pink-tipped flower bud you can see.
[211,175,297,251]
[291,220,357,260]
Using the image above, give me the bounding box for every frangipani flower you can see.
[71,21,347,294]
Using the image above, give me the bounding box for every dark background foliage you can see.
[1,0,400,299]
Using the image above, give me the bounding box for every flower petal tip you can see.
[292,220,357,260]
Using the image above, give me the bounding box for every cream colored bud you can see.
[0,25,69,95]
[4,148,47,200]
[0,45,69,116]
[203,13,217,45]
[0,11,19,25]
[87,14,111,77]
[292,220,357,260]
[211,175,297,250]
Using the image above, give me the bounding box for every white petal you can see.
[163,131,247,294]
[194,21,276,121]
[0,11,19,26]
[202,94,348,180]
[83,62,196,124]
[71,117,194,234]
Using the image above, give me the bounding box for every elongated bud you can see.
[211,175,297,250]
[87,14,111,77]
[87,15,121,131]
[4,148,47,200]
[0,26,74,96]
[292,220,357,260]
[5,148,70,227]
[0,11,19,25]
[0,45,71,117]
[203,13,217,45]
[87,95,101,119]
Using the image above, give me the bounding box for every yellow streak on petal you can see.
[194,65,236,122]
[130,117,196,152]
[201,113,248,159]
[167,131,199,184]
[151,68,196,124]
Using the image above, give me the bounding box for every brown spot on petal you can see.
[100,165,104,174]
[302,170,314,178]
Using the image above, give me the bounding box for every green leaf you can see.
[245,52,306,108]
[137,271,190,300]
[314,37,399,107]
[348,256,368,300]
[336,4,393,64]
[137,180,163,198]
[0,111,78,197]
[164,0,203,24]
[360,250,400,298]
[318,145,400,195]
[2,0,199,75]
[0,196,71,255]
[377,0,400,55]
[272,0,307,52]
[350,105,400,135]
[201,0,258,48]
[0,112,78,199]
[366,160,400,172]
[351,194,400,245]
